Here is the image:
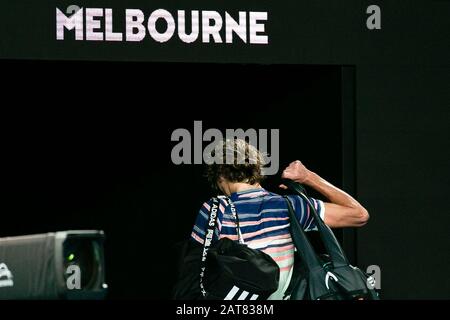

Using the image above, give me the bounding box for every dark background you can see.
[0,0,449,299]
[0,61,344,299]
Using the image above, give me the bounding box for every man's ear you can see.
[216,177,224,193]
[216,177,230,196]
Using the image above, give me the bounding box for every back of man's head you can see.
[205,139,267,187]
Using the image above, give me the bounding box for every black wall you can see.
[356,66,450,299]
[1,61,344,299]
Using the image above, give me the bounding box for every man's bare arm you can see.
[281,161,369,228]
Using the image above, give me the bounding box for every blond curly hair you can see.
[205,139,267,187]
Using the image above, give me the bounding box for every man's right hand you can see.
[280,160,311,185]
[279,160,370,228]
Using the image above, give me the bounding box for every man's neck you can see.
[229,182,262,194]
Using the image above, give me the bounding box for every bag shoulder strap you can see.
[283,196,322,270]
[199,197,220,297]
[222,196,244,244]
[199,194,249,296]
[284,180,349,267]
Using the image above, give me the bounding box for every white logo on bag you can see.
[367,275,376,288]
[224,285,259,300]
[325,271,338,290]
[0,263,14,288]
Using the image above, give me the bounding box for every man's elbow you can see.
[357,207,370,226]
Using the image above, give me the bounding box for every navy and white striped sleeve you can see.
[288,195,326,232]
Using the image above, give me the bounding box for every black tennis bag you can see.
[173,197,280,300]
[283,180,379,300]
[202,237,280,300]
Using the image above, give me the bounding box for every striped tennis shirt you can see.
[190,187,326,300]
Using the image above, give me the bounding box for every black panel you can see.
[0,60,344,298]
